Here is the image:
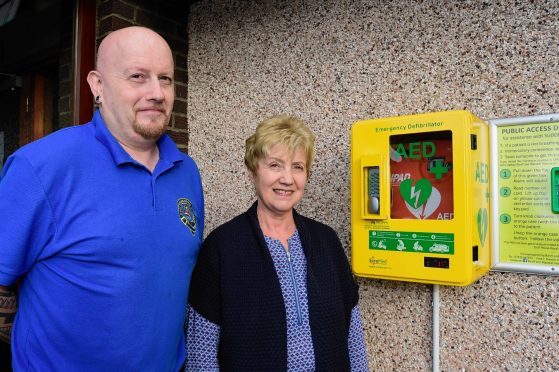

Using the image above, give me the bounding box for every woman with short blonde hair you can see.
[186,115,369,371]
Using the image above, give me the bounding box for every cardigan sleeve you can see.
[329,226,360,309]
[187,232,222,325]
[185,304,220,371]
[348,305,369,371]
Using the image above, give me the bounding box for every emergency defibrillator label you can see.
[369,230,454,254]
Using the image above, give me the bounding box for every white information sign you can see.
[490,113,559,275]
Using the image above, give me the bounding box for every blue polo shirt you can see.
[0,110,204,371]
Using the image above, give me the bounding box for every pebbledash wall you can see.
[186,1,559,370]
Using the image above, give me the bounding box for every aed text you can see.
[394,141,435,159]
[475,162,489,184]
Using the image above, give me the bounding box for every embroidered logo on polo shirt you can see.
[178,198,197,235]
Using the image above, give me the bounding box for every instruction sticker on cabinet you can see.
[369,230,454,254]
[496,122,559,266]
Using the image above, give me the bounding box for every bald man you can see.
[0,27,204,371]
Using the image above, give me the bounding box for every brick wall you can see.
[57,0,75,128]
[97,0,190,150]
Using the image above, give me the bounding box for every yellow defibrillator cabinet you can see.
[350,110,491,285]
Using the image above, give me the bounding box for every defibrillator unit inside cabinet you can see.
[350,111,491,286]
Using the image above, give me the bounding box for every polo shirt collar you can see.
[93,110,183,167]
[156,131,183,164]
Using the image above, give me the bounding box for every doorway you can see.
[0,0,74,168]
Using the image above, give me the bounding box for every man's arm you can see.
[0,285,17,344]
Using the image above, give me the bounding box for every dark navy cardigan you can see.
[188,202,359,371]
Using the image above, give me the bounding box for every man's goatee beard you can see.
[133,121,168,140]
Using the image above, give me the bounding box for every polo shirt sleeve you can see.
[0,154,56,286]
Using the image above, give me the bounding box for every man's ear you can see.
[87,70,102,99]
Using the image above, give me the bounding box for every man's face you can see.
[95,29,175,143]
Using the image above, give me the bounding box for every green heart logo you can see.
[477,208,488,246]
[399,178,433,209]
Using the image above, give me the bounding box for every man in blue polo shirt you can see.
[0,26,204,371]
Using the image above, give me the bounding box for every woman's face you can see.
[252,144,308,218]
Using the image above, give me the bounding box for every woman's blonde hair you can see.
[245,115,315,177]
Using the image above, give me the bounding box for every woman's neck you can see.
[256,205,296,251]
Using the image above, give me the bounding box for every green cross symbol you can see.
[429,159,449,180]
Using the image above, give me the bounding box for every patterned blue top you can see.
[185,230,369,371]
